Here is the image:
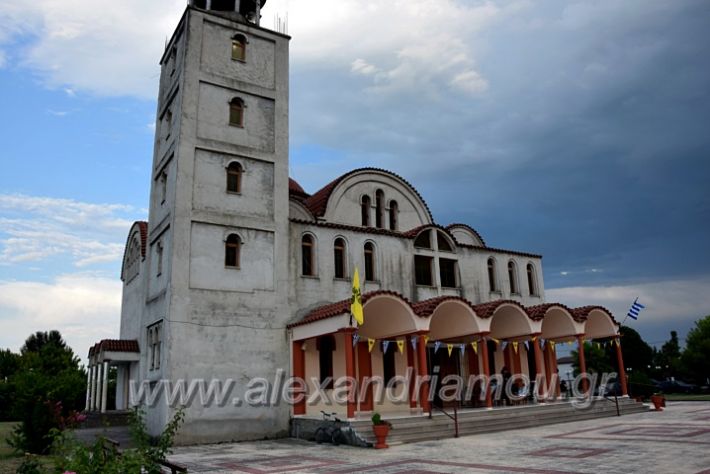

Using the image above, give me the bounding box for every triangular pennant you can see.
[614,338,620,347]
[411,336,418,350]
[532,336,538,342]
[397,340,404,354]
[424,335,430,345]
[382,340,391,354]
[502,341,509,351]
[368,338,375,353]
[512,341,519,353]
[447,343,454,357]
[549,340,555,349]
[491,338,500,347]
[595,342,601,350]
[540,338,546,349]
[471,341,478,354]
[434,341,441,353]
[459,343,466,356]
[524,341,530,352]
[352,333,360,347]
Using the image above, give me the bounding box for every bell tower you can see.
[140,0,291,443]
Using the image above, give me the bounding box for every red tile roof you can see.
[571,305,618,325]
[445,223,486,247]
[89,339,139,356]
[120,221,148,280]
[302,168,434,222]
[471,299,530,319]
[289,178,309,200]
[411,296,479,317]
[527,303,581,322]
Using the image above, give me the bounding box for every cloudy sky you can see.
[0,0,708,361]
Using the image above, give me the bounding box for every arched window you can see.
[508,260,518,294]
[364,242,375,281]
[317,335,335,389]
[527,263,537,296]
[487,258,497,292]
[301,234,315,276]
[389,200,398,231]
[225,234,241,268]
[231,34,247,61]
[226,162,243,193]
[436,231,453,252]
[229,97,245,127]
[375,189,384,229]
[414,230,432,249]
[211,0,236,11]
[333,238,346,279]
[361,195,371,227]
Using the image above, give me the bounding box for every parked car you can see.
[657,380,699,394]
[597,380,622,397]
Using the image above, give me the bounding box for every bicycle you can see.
[314,411,347,446]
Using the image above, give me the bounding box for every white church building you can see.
[85,0,630,444]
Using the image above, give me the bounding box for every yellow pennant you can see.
[447,343,454,357]
[368,338,375,353]
[471,341,478,354]
[491,338,500,347]
[532,336,538,342]
[595,342,601,349]
[614,338,620,347]
[549,340,555,349]
[396,340,404,354]
[512,341,519,353]
[424,335,430,345]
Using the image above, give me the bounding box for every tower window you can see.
[229,97,245,127]
[487,258,497,292]
[508,260,518,294]
[317,335,335,389]
[414,255,433,286]
[164,109,172,139]
[226,162,243,193]
[333,238,346,279]
[225,233,241,268]
[389,200,398,231]
[364,242,375,281]
[361,195,371,227]
[437,231,453,252]
[156,241,164,276]
[527,263,538,296]
[439,258,458,288]
[414,230,431,249]
[375,189,384,229]
[159,170,168,204]
[212,0,236,11]
[301,235,315,276]
[170,45,177,75]
[148,322,163,371]
[232,34,247,62]
[192,0,207,8]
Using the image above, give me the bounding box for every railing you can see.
[429,404,459,438]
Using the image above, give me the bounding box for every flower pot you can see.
[372,424,390,449]
[651,394,665,411]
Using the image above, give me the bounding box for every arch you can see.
[487,257,498,292]
[301,233,316,276]
[446,223,486,247]
[414,229,432,249]
[536,305,583,340]
[483,301,537,339]
[226,161,243,193]
[436,230,454,252]
[363,241,376,281]
[388,200,398,231]
[424,298,485,340]
[360,195,371,227]
[225,233,241,268]
[359,293,420,339]
[578,307,619,339]
[375,189,385,229]
[333,237,347,279]
[121,221,148,281]
[229,97,245,127]
[508,260,519,294]
[526,262,538,296]
[231,33,248,61]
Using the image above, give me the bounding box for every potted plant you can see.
[650,393,666,411]
[371,413,392,449]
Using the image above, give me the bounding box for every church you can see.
[85,0,632,445]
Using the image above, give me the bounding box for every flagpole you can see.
[620,296,637,327]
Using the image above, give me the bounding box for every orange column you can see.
[406,335,417,409]
[415,332,431,414]
[615,337,629,396]
[532,336,546,398]
[480,336,492,408]
[577,335,588,394]
[292,341,306,415]
[357,341,374,411]
[343,329,356,418]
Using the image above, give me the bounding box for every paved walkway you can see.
[170,402,710,473]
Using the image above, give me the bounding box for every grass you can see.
[664,394,710,401]
[0,422,53,474]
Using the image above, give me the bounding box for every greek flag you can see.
[627,298,645,320]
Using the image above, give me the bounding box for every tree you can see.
[0,348,19,379]
[572,342,613,375]
[656,331,682,379]
[681,315,710,385]
[614,326,654,375]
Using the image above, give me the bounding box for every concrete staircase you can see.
[349,398,649,446]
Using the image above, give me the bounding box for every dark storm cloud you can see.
[289,0,710,290]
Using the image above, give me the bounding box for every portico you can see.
[85,339,140,413]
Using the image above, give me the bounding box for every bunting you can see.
[434,341,442,353]
[447,343,454,357]
[411,336,418,350]
[368,338,375,353]
[382,340,391,354]
[459,343,466,356]
[424,335,430,345]
[352,333,360,347]
[512,341,519,353]
[471,341,478,354]
[396,340,404,354]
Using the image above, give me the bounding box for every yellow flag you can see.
[423,335,430,345]
[549,340,555,349]
[512,341,519,353]
[396,340,404,353]
[368,338,375,353]
[350,267,364,326]
[447,343,454,357]
[471,341,478,354]
[491,338,500,347]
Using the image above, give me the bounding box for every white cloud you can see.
[0,194,143,267]
[450,69,489,95]
[0,273,121,362]
[546,276,710,329]
[351,58,378,76]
